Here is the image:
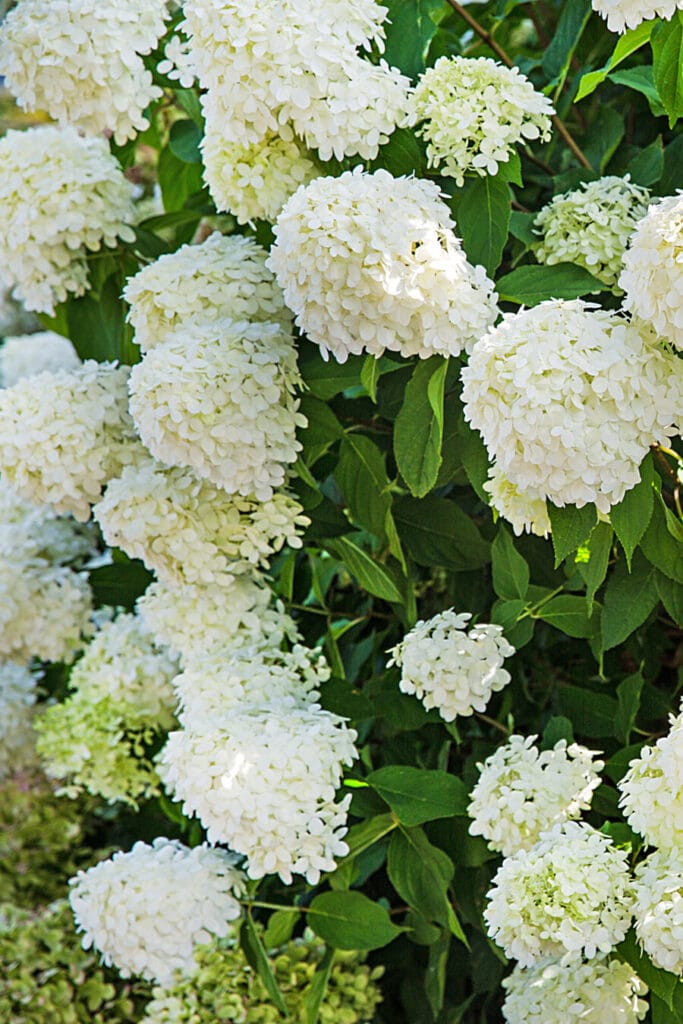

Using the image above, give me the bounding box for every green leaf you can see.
[157,145,204,212]
[625,134,664,185]
[601,550,659,650]
[610,455,655,568]
[576,521,613,616]
[307,892,403,950]
[367,766,468,826]
[611,67,666,118]
[336,435,391,540]
[547,502,598,566]
[373,127,428,177]
[614,670,645,744]
[360,356,381,403]
[652,13,683,126]
[388,828,467,944]
[300,352,364,399]
[575,21,654,101]
[542,0,591,86]
[383,0,447,79]
[88,560,153,610]
[394,357,448,497]
[496,263,609,305]
[66,273,137,364]
[325,537,403,603]
[509,211,537,247]
[168,119,203,163]
[617,930,678,1009]
[393,495,491,571]
[240,916,290,1016]
[542,716,574,747]
[639,495,683,583]
[457,421,490,503]
[537,594,597,639]
[491,528,530,601]
[263,910,298,950]
[303,948,335,1024]
[584,105,625,172]
[558,686,619,737]
[173,86,204,126]
[655,571,683,625]
[425,930,451,1018]
[453,175,510,276]
[660,132,683,193]
[342,814,398,861]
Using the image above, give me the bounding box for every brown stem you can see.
[445,0,594,171]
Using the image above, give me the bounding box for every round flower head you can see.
[618,706,683,851]
[94,454,308,586]
[633,850,683,975]
[620,192,683,349]
[174,645,330,728]
[502,956,648,1024]
[0,558,92,663]
[123,232,290,352]
[484,466,551,538]
[388,609,514,721]
[128,319,306,499]
[591,0,683,32]
[202,124,318,225]
[0,361,137,521]
[0,0,169,144]
[268,168,498,362]
[484,822,635,966]
[0,478,98,567]
[461,300,683,514]
[0,331,80,386]
[533,176,651,290]
[405,56,554,186]
[0,126,135,314]
[468,734,604,856]
[158,703,358,884]
[69,838,245,986]
[137,576,299,662]
[0,662,40,779]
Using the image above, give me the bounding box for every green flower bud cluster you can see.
[142,932,383,1024]
[0,899,151,1024]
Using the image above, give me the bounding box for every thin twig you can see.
[474,711,510,735]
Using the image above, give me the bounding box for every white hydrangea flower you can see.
[94,454,308,586]
[388,609,514,722]
[484,465,551,538]
[591,0,683,32]
[269,168,498,362]
[157,31,196,87]
[0,557,93,663]
[405,56,554,186]
[633,850,683,975]
[484,822,635,966]
[128,319,306,499]
[182,0,408,157]
[533,176,651,290]
[174,645,330,728]
[467,734,604,856]
[0,478,98,566]
[0,126,135,314]
[0,661,40,779]
[620,192,683,349]
[0,361,138,521]
[0,331,80,386]
[202,124,318,225]
[123,232,290,352]
[158,703,358,884]
[69,839,245,986]
[0,0,168,144]
[502,956,648,1024]
[461,300,683,514]
[137,576,299,662]
[618,706,683,851]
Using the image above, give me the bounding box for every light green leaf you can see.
[325,537,403,603]
[303,948,335,1024]
[652,13,683,126]
[307,892,403,950]
[496,263,609,305]
[240,916,290,1016]
[575,21,655,100]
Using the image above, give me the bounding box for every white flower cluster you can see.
[157,31,196,88]
[484,822,634,966]
[502,956,648,1024]
[0,331,80,386]
[0,361,138,521]
[620,192,683,349]
[0,0,169,144]
[69,838,245,986]
[468,735,604,856]
[591,0,683,33]
[633,851,683,975]
[461,299,683,514]
[618,706,683,851]
[388,609,514,721]
[269,168,498,362]
[94,454,308,586]
[534,176,651,289]
[0,661,40,779]
[202,128,318,224]
[128,319,306,499]
[137,577,298,662]
[0,478,98,567]
[158,703,358,884]
[405,56,554,185]
[173,646,330,729]
[0,126,135,314]
[122,233,290,352]
[483,466,552,537]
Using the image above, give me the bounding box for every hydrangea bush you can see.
[0,0,682,1021]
